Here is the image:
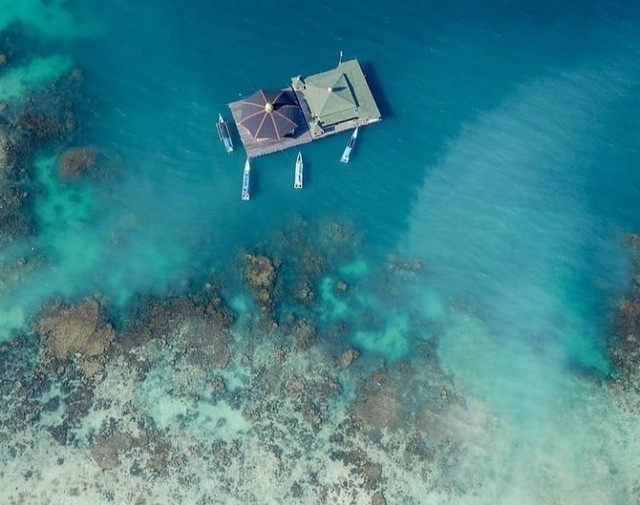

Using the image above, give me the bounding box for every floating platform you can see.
[228,59,381,158]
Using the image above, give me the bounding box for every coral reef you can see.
[340,348,359,367]
[0,66,86,246]
[0,125,32,246]
[243,253,278,316]
[36,298,115,376]
[59,146,98,180]
[0,215,484,504]
[610,234,640,406]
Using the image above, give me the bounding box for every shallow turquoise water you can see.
[1,0,640,502]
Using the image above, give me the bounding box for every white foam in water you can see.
[399,59,640,502]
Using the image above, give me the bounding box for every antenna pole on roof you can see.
[338,50,343,67]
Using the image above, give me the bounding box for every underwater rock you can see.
[90,430,136,470]
[387,257,424,275]
[70,68,83,81]
[59,146,98,180]
[0,53,6,65]
[244,253,277,311]
[351,376,405,430]
[82,359,104,377]
[18,112,65,142]
[302,400,322,429]
[302,250,327,275]
[330,446,385,489]
[0,129,13,172]
[0,190,31,246]
[121,291,235,371]
[0,127,33,245]
[362,461,383,489]
[10,66,84,149]
[122,295,197,346]
[340,349,359,368]
[371,490,387,505]
[183,316,231,369]
[622,233,640,247]
[290,481,304,498]
[211,375,226,394]
[37,298,115,366]
[295,280,315,303]
[319,219,359,254]
[293,319,317,350]
[0,65,85,244]
[204,290,236,330]
[610,235,640,392]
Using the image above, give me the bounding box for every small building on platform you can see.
[292,59,381,138]
[228,59,381,158]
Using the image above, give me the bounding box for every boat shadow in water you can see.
[361,61,393,119]
[248,164,258,198]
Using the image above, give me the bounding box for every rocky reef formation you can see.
[610,234,640,406]
[59,146,98,180]
[119,284,236,381]
[243,252,279,322]
[36,298,115,377]
[0,212,484,504]
[0,65,85,246]
[0,125,32,245]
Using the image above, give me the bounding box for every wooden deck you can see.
[228,88,380,158]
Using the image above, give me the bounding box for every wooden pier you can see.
[227,59,381,158]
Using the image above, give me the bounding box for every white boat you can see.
[216,113,234,153]
[294,152,303,189]
[241,158,251,201]
[340,126,359,163]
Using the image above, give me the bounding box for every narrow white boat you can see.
[241,158,251,201]
[294,152,303,189]
[340,126,359,163]
[216,113,234,153]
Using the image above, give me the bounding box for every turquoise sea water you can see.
[2,0,640,503]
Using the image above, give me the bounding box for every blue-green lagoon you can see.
[1,1,640,504]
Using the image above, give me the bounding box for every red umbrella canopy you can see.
[238,90,299,141]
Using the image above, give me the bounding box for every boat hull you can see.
[242,159,251,200]
[294,153,303,189]
[216,115,234,154]
[340,127,358,163]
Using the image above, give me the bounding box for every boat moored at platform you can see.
[294,152,303,189]
[340,126,359,163]
[241,158,251,200]
[216,113,234,154]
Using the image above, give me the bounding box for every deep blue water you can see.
[1,0,640,502]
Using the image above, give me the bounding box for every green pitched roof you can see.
[303,72,357,124]
[294,59,381,127]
